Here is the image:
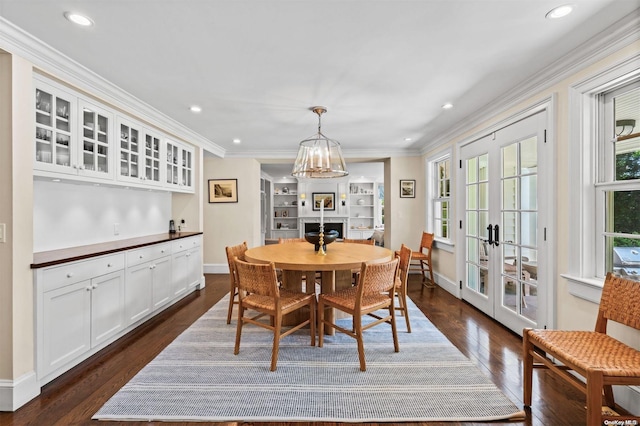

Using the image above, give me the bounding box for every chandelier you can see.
[291,106,348,178]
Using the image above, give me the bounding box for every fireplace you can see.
[304,222,344,239]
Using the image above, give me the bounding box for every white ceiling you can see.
[1,0,639,164]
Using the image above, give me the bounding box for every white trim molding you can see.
[0,372,39,412]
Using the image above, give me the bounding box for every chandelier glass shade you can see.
[291,107,348,178]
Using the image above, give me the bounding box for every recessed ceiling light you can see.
[404,137,412,142]
[64,12,94,27]
[189,105,202,113]
[545,4,574,19]
[233,138,241,144]
[442,103,454,110]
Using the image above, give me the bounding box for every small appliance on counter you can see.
[169,219,176,234]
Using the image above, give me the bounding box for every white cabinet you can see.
[35,235,202,385]
[125,243,172,325]
[34,75,195,193]
[172,235,202,297]
[348,182,377,238]
[34,80,76,175]
[37,253,125,379]
[165,139,194,192]
[271,182,299,239]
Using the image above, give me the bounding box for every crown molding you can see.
[0,16,226,158]
[221,147,422,160]
[420,9,640,155]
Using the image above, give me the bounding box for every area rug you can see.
[94,294,525,422]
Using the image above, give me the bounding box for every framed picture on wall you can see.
[208,179,238,203]
[400,179,415,198]
[312,192,335,210]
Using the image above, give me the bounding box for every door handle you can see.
[487,224,494,246]
[493,224,500,247]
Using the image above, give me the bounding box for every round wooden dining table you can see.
[245,241,394,331]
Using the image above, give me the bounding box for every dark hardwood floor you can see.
[1,274,594,426]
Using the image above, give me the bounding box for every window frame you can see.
[564,54,640,303]
[426,148,454,252]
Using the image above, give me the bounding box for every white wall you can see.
[33,180,171,252]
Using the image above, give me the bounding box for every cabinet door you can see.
[91,270,125,347]
[180,145,193,190]
[186,248,203,290]
[79,99,113,179]
[35,82,76,175]
[125,262,154,325]
[116,117,142,183]
[143,129,163,185]
[172,250,189,298]
[152,255,173,309]
[165,139,194,192]
[41,281,91,376]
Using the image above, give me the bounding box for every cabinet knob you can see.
[139,255,144,259]
[107,263,112,267]
[86,286,91,291]
[92,284,98,289]
[67,272,74,278]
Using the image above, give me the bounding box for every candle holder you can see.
[317,225,326,255]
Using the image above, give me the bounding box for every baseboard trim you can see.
[204,263,229,274]
[0,371,40,412]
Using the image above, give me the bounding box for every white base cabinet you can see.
[34,235,203,386]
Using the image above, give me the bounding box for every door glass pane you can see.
[479,182,488,209]
[503,144,517,177]
[503,211,517,244]
[478,154,488,181]
[521,137,537,173]
[467,211,477,236]
[479,211,489,239]
[467,185,477,210]
[521,212,538,246]
[467,157,477,183]
[521,175,537,210]
[467,237,478,263]
[503,178,518,210]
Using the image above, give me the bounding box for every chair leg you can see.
[390,302,399,353]
[586,371,604,426]
[603,384,615,409]
[309,298,317,347]
[522,330,533,406]
[318,298,325,347]
[354,315,366,371]
[271,314,282,371]
[398,290,411,333]
[226,287,236,324]
[233,305,244,355]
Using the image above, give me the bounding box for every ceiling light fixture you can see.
[442,103,453,110]
[189,105,202,113]
[233,138,241,144]
[63,12,94,26]
[545,4,574,19]
[291,106,348,178]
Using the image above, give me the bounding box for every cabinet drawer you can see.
[126,242,171,267]
[41,253,125,292]
[171,236,201,253]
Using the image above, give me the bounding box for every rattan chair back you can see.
[224,241,248,324]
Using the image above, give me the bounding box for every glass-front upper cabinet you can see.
[117,117,141,182]
[166,139,194,192]
[34,81,76,175]
[79,100,112,179]
[143,129,162,184]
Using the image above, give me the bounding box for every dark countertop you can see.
[31,232,203,269]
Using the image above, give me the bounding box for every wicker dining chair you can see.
[523,272,640,425]
[394,244,412,333]
[343,238,375,245]
[396,231,435,292]
[233,257,316,371]
[224,241,248,324]
[318,257,400,371]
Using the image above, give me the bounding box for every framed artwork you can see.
[400,179,416,198]
[208,179,238,203]
[312,192,335,211]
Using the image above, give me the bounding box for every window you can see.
[598,82,640,281]
[434,157,451,239]
[565,56,640,301]
[427,149,453,250]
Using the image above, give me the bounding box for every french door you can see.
[459,110,548,335]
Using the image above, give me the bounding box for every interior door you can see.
[460,110,547,335]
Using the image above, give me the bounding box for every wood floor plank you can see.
[0,274,596,425]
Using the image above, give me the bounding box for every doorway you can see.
[458,108,549,335]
